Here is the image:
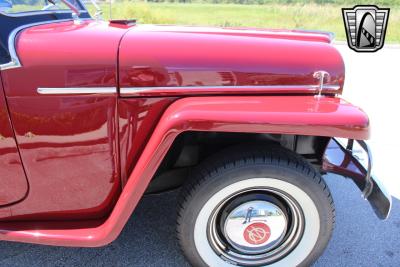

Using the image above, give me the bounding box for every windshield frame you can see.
[0,0,89,18]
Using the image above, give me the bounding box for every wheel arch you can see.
[146,131,330,193]
[0,96,369,247]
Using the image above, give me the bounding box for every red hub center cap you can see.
[243,222,271,245]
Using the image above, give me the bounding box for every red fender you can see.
[0,96,369,246]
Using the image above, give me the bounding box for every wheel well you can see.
[145,132,330,193]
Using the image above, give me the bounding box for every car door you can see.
[0,73,28,208]
[0,18,125,220]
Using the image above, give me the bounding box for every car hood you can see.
[119,25,345,95]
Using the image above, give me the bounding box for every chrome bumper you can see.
[323,138,392,220]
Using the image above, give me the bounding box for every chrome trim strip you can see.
[120,85,341,96]
[0,19,75,71]
[0,10,88,18]
[293,29,335,42]
[37,87,117,95]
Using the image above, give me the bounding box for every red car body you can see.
[0,6,390,250]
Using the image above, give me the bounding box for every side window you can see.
[0,40,9,64]
[0,0,81,14]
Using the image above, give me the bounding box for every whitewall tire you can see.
[177,145,334,267]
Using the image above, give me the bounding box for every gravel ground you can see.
[0,46,399,266]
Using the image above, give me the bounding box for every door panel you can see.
[2,95,120,220]
[0,20,124,221]
[0,74,28,206]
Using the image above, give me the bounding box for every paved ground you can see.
[0,45,399,266]
[0,175,399,267]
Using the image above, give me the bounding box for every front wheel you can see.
[177,146,334,267]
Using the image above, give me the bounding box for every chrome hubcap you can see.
[207,189,305,266]
[224,200,287,254]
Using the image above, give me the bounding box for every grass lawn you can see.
[96,2,400,43]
